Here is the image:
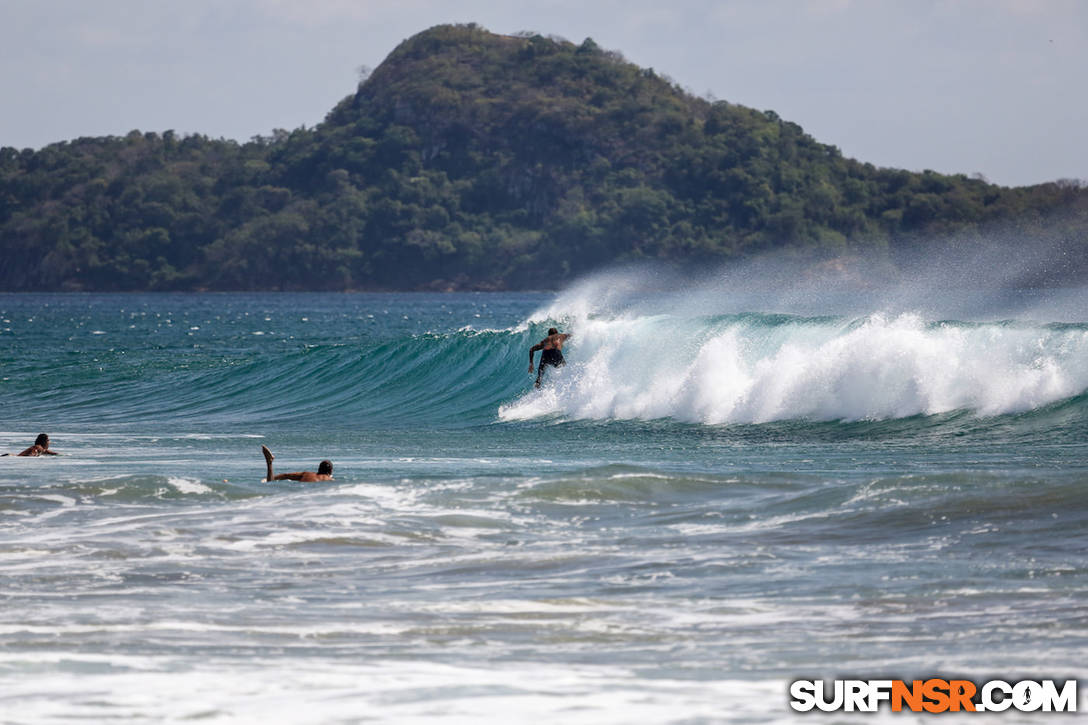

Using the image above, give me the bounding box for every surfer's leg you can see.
[535,363,545,388]
[261,445,275,481]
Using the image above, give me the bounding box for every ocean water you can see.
[1,278,1086,723]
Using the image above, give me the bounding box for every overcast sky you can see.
[1,0,1084,187]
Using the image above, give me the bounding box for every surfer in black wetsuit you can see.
[528,327,572,389]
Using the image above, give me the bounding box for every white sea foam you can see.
[0,659,799,725]
[34,494,76,506]
[167,477,212,495]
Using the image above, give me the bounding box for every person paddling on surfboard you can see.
[261,445,332,482]
[528,327,572,389]
[1,433,60,457]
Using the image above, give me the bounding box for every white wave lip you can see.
[502,310,1088,424]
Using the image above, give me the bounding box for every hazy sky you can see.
[1,0,1084,187]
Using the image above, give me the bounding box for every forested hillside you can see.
[2,23,1086,291]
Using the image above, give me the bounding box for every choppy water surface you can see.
[1,283,1086,723]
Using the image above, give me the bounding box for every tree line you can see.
[2,23,1086,291]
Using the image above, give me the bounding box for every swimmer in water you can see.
[528,327,572,388]
[261,445,333,482]
[4,434,60,457]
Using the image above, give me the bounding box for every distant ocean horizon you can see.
[2,276,1086,722]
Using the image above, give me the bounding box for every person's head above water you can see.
[318,460,333,476]
[14,433,58,456]
[548,327,558,335]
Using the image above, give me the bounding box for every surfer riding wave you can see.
[528,327,571,388]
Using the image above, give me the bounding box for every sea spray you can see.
[503,274,1088,423]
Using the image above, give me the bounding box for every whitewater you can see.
[1,278,1086,723]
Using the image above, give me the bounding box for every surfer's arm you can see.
[528,342,544,372]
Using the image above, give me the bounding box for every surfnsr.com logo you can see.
[789,679,1078,713]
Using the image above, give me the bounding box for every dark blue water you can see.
[1,288,1086,723]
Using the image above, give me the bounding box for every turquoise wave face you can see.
[3,290,1088,432]
[0,292,543,428]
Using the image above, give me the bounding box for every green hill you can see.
[2,23,1086,291]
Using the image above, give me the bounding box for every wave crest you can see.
[501,288,1088,424]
